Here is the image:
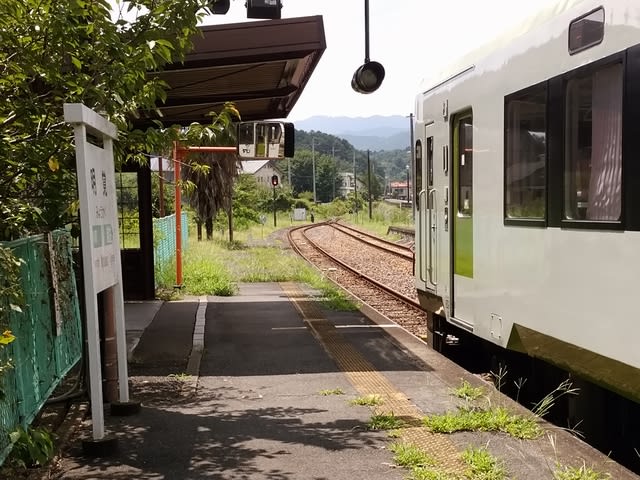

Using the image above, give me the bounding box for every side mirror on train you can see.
[236,121,295,159]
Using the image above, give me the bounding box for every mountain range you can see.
[293,115,410,151]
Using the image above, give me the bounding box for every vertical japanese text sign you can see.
[64,104,129,440]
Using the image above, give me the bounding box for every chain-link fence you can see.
[0,230,82,465]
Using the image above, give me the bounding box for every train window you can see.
[569,8,604,55]
[457,116,473,216]
[415,140,422,211]
[564,63,622,222]
[505,84,547,220]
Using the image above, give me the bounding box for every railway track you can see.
[331,221,414,260]
[287,222,428,339]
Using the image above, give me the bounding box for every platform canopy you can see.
[135,15,326,127]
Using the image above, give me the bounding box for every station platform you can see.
[54,282,639,479]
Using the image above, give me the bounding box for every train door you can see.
[450,111,474,328]
[416,124,437,292]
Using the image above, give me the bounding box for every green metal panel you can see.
[453,113,474,278]
[0,231,82,465]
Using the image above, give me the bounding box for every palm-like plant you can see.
[182,122,240,241]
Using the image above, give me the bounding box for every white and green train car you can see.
[413,0,640,408]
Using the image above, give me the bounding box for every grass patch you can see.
[461,446,507,480]
[350,393,384,406]
[390,442,437,469]
[423,406,543,439]
[452,379,485,401]
[167,373,192,381]
[319,388,345,396]
[158,227,358,310]
[389,443,456,480]
[553,463,611,480]
[367,413,405,430]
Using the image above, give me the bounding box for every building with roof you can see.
[240,160,285,187]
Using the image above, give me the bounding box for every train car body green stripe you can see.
[453,113,474,278]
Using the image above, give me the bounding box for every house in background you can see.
[240,159,285,187]
[336,172,365,198]
[389,180,410,200]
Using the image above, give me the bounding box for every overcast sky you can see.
[200,1,564,121]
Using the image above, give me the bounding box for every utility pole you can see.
[312,137,317,204]
[353,150,357,221]
[367,149,372,220]
[332,143,336,201]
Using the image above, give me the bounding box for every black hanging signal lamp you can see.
[352,0,385,94]
[209,0,230,14]
[246,0,282,20]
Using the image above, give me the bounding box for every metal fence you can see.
[0,231,82,465]
[153,213,188,269]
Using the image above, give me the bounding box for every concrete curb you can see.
[185,295,208,391]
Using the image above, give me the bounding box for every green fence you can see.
[153,212,188,269]
[0,231,82,465]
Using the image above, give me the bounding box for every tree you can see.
[0,0,235,241]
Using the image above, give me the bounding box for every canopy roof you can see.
[136,15,326,127]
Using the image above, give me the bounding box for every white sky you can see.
[200,0,560,121]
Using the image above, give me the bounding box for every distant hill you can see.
[294,115,410,151]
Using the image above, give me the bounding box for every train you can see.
[411,0,640,451]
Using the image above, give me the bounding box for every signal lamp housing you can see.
[209,0,230,14]
[351,61,385,94]
[246,0,282,20]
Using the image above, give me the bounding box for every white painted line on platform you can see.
[186,296,208,378]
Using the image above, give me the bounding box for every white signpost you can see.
[64,104,130,443]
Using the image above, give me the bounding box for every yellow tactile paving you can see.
[281,282,466,475]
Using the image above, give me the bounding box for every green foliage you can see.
[0,0,237,240]
[0,246,22,398]
[0,247,24,325]
[452,379,485,402]
[531,378,579,419]
[390,442,437,470]
[461,446,507,480]
[7,426,55,468]
[182,245,237,296]
[553,463,611,480]
[319,388,345,396]
[367,413,405,430]
[422,406,543,439]
[350,394,384,406]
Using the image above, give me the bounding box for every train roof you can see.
[416,0,588,96]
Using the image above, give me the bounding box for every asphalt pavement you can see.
[49,283,640,480]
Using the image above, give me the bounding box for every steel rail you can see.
[287,223,422,312]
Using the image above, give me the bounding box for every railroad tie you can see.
[280,281,466,475]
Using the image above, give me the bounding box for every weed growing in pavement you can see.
[461,445,507,480]
[350,393,384,406]
[389,442,508,480]
[547,434,611,479]
[319,388,345,396]
[552,463,611,480]
[452,379,485,402]
[490,364,509,392]
[390,442,437,470]
[423,406,543,439]
[531,378,579,419]
[387,429,402,438]
[170,232,357,310]
[168,373,192,382]
[367,412,405,430]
